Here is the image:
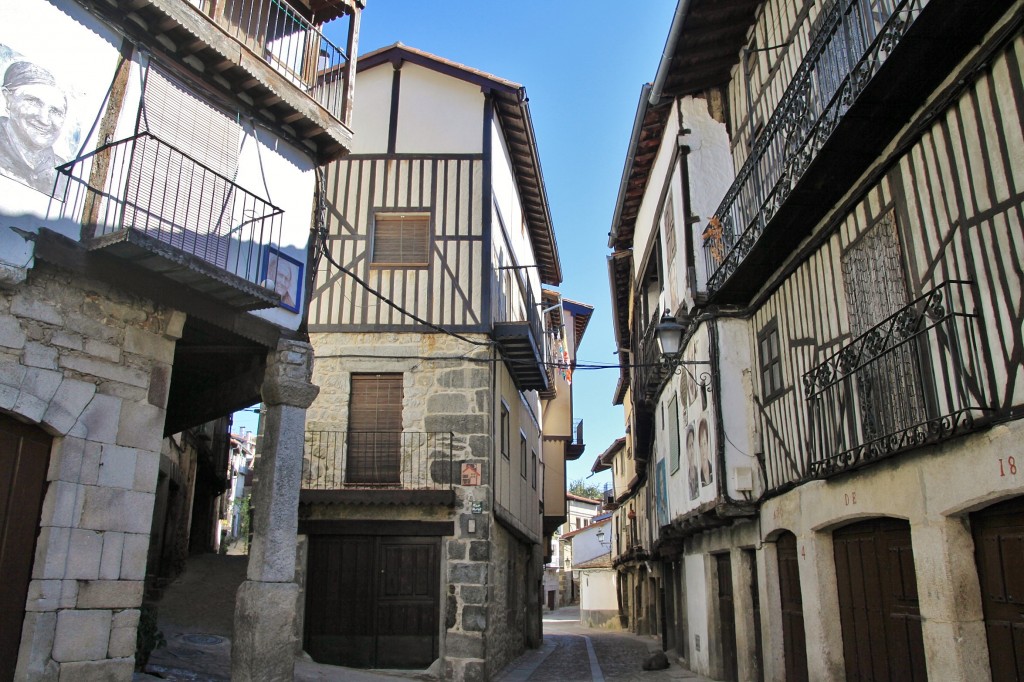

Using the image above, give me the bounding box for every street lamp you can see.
[654,311,712,409]
[595,527,610,548]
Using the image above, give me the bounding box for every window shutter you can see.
[347,374,403,484]
[372,214,429,265]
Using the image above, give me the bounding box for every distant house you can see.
[545,491,602,608]
[566,514,618,629]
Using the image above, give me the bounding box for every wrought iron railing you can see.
[302,431,454,491]
[799,281,987,484]
[203,0,353,123]
[703,0,923,293]
[57,132,283,287]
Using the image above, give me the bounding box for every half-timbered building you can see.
[610,0,1024,679]
[0,0,363,679]
[299,44,586,681]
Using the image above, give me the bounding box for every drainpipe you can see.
[648,0,693,107]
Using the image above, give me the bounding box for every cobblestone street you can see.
[495,608,710,682]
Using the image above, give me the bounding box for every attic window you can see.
[372,212,429,266]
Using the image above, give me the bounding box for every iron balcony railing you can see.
[799,281,988,485]
[703,0,923,294]
[57,132,283,288]
[202,0,353,123]
[302,431,455,491]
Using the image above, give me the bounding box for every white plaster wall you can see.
[678,96,734,291]
[685,552,710,672]
[580,569,617,612]
[348,65,392,153]
[632,109,680,299]
[716,317,761,499]
[396,63,483,154]
[0,0,126,267]
[571,522,610,566]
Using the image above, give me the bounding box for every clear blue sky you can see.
[234,1,678,492]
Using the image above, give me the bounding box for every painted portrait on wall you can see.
[698,417,713,487]
[262,247,304,313]
[0,45,83,197]
[656,459,669,528]
[686,424,699,501]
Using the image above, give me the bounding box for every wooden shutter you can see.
[347,374,403,484]
[372,214,429,265]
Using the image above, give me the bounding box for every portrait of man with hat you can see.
[0,59,69,196]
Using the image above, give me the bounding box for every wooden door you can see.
[833,518,927,681]
[347,374,403,485]
[972,496,1024,682]
[303,534,439,669]
[716,553,739,682]
[777,532,809,682]
[0,416,51,682]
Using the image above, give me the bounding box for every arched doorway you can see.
[0,415,52,682]
[777,531,809,682]
[832,517,926,681]
[971,496,1024,682]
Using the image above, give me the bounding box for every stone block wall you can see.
[307,331,503,681]
[1,263,182,681]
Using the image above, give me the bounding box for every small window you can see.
[668,393,681,473]
[500,403,510,459]
[758,319,784,401]
[663,194,676,264]
[372,212,429,266]
[520,433,528,479]
[531,450,537,489]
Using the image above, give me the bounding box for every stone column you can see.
[800,531,845,681]
[912,517,990,681]
[232,340,319,682]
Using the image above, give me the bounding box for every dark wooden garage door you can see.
[777,531,809,682]
[833,518,927,681]
[304,534,440,669]
[0,415,51,682]
[971,496,1024,682]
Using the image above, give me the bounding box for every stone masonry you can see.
[2,262,183,682]
[306,331,502,681]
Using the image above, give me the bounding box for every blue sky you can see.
[234,1,678,492]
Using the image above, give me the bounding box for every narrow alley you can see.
[136,554,710,682]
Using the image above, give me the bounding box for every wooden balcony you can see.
[300,431,457,507]
[702,0,1015,302]
[631,309,672,408]
[770,281,991,491]
[493,276,549,391]
[79,0,361,162]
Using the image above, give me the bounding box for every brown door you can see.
[777,532,809,682]
[347,374,403,485]
[971,496,1024,682]
[304,534,439,669]
[0,415,51,682]
[716,553,739,681]
[833,518,927,681]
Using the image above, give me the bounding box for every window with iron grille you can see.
[758,320,784,401]
[371,212,429,265]
[346,373,403,484]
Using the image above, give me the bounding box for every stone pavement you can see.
[135,554,712,681]
[494,606,713,682]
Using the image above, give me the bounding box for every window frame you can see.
[370,209,431,268]
[758,318,785,402]
[520,431,528,479]
[500,402,510,459]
